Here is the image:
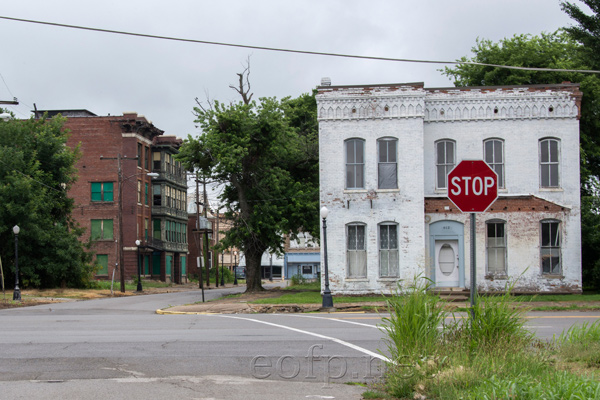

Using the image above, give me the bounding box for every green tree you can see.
[178,71,319,292]
[0,113,94,288]
[561,0,600,69]
[443,31,600,289]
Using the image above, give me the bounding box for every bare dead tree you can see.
[229,57,253,105]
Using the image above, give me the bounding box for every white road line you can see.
[219,315,389,362]
[288,314,380,329]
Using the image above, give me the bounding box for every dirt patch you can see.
[0,281,203,309]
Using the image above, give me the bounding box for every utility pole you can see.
[203,180,210,288]
[100,154,126,293]
[215,206,219,287]
[195,176,204,301]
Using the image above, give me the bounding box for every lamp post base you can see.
[136,282,143,292]
[13,287,21,301]
[322,291,333,309]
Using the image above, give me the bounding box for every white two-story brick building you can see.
[317,80,582,294]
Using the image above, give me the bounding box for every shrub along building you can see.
[39,110,189,285]
[317,80,582,294]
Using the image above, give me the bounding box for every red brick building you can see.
[38,110,188,287]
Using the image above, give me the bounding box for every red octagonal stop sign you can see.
[448,160,498,213]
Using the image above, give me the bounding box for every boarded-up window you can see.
[96,254,108,275]
[91,182,113,202]
[91,219,113,240]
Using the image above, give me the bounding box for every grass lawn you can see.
[250,291,388,304]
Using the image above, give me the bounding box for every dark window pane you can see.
[346,140,355,163]
[550,165,559,187]
[550,140,559,162]
[494,141,502,163]
[541,140,549,163]
[355,140,364,163]
[485,141,494,163]
[446,142,454,164]
[378,164,397,189]
[437,141,445,164]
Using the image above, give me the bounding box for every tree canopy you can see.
[0,114,94,288]
[443,30,600,187]
[443,27,600,289]
[178,72,319,292]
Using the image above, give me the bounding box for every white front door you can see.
[435,240,459,287]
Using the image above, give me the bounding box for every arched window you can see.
[486,219,507,276]
[347,223,367,278]
[435,139,455,189]
[377,138,398,189]
[484,139,504,188]
[379,222,399,277]
[541,219,561,274]
[540,138,560,188]
[345,139,365,189]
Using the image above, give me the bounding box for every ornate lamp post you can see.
[233,251,238,286]
[320,207,333,309]
[12,225,21,301]
[135,239,142,292]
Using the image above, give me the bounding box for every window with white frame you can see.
[541,220,561,274]
[486,220,507,276]
[345,139,365,189]
[378,138,398,189]
[436,139,455,189]
[347,223,367,278]
[379,223,399,277]
[540,138,560,188]
[484,139,505,188]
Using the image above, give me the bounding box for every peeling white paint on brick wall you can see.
[318,82,582,295]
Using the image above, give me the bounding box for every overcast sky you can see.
[0,0,587,139]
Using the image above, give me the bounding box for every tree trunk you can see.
[244,245,265,293]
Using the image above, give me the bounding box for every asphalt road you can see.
[0,287,599,400]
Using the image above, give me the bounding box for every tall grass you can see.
[380,277,449,360]
[376,277,600,399]
[378,277,452,398]
[557,320,600,367]
[467,291,533,348]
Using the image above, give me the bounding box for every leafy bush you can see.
[290,274,307,286]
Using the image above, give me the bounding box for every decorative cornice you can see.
[317,85,581,122]
[317,86,426,121]
[424,88,579,123]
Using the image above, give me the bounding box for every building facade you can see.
[317,81,582,294]
[49,110,188,284]
[284,232,320,280]
[148,135,189,283]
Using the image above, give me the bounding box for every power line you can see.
[1,15,600,75]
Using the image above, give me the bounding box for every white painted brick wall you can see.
[318,83,582,294]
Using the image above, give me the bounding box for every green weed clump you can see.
[557,320,600,367]
[376,278,600,399]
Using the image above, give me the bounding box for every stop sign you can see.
[447,160,498,213]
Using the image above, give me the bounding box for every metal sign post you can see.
[447,160,498,317]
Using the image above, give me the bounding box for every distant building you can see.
[317,81,582,294]
[40,110,189,284]
[284,232,320,280]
